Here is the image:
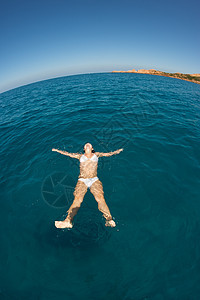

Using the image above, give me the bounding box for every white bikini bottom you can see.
[78,176,99,188]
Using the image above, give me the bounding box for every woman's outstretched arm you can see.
[96,148,123,157]
[52,148,81,159]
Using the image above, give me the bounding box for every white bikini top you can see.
[80,154,98,163]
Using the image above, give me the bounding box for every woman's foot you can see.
[105,219,116,227]
[55,219,73,229]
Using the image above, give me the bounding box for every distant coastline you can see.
[112,69,200,85]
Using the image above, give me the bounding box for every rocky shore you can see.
[112,69,200,85]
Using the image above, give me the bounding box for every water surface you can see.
[1,73,200,299]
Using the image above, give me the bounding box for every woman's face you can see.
[84,143,93,154]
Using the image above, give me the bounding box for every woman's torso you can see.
[78,154,98,179]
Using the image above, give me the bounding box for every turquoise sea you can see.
[1,73,200,299]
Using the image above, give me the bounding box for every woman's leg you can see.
[66,180,88,222]
[55,180,88,228]
[90,179,113,222]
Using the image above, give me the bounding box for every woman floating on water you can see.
[52,143,123,228]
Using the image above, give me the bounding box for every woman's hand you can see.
[116,148,123,154]
[52,148,58,152]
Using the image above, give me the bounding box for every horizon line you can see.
[1,71,113,95]
[1,68,199,94]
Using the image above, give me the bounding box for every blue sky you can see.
[1,0,200,92]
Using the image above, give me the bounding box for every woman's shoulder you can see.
[95,152,104,157]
